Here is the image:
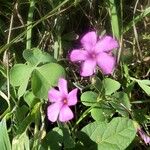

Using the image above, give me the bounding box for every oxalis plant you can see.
[0,0,150,150]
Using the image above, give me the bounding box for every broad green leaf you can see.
[32,63,65,99]
[12,132,29,150]
[0,119,11,150]
[23,48,55,66]
[75,131,97,150]
[24,91,40,108]
[81,117,136,150]
[10,64,33,86]
[102,78,120,95]
[81,91,98,106]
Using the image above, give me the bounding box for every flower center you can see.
[88,52,96,59]
[91,53,96,59]
[63,99,68,104]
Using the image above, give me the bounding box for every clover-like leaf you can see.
[81,91,98,106]
[23,48,55,66]
[31,63,65,99]
[102,78,121,95]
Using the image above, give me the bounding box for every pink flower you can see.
[70,31,119,77]
[138,128,150,145]
[47,78,78,122]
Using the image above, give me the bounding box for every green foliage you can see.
[81,117,136,150]
[1,0,150,149]
[41,127,74,150]
[131,78,150,96]
[138,80,150,96]
[102,78,121,95]
[10,48,65,99]
[12,132,30,150]
[23,48,55,66]
[24,91,40,108]
[111,92,131,116]
[31,63,65,99]
[81,91,98,106]
[0,119,11,150]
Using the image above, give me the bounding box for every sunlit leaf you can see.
[82,117,136,150]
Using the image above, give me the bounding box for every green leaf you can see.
[91,108,106,122]
[130,78,150,96]
[81,91,98,106]
[15,105,29,123]
[24,91,40,108]
[32,63,65,99]
[16,102,41,135]
[111,92,131,116]
[12,132,29,150]
[18,78,30,98]
[37,63,65,86]
[108,0,120,39]
[23,48,55,66]
[10,64,34,98]
[10,64,33,86]
[102,78,120,95]
[138,81,150,96]
[41,127,63,150]
[62,127,75,149]
[0,119,11,150]
[91,103,115,122]
[31,70,51,99]
[81,117,136,150]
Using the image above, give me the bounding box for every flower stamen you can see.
[63,99,68,104]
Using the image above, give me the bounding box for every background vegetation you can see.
[0,0,150,149]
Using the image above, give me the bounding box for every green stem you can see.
[26,0,35,50]
[72,104,97,131]
[108,0,120,39]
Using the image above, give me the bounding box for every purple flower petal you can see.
[95,36,119,53]
[70,49,88,62]
[58,78,68,96]
[80,59,96,76]
[59,105,74,122]
[48,88,62,102]
[81,31,97,51]
[138,129,150,145]
[47,102,63,122]
[67,88,78,106]
[97,52,116,74]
